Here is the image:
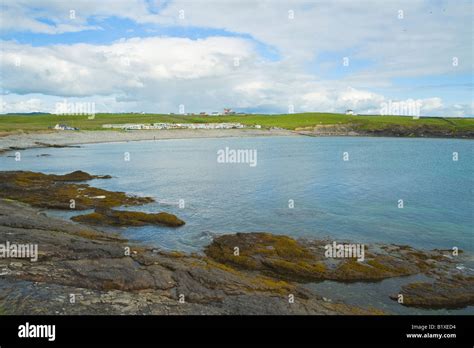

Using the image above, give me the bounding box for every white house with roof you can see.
[54,124,78,130]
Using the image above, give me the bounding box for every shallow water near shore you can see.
[1,136,472,314]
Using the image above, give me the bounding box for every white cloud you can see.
[1,36,469,116]
[0,96,44,113]
[1,36,257,96]
[420,97,443,111]
[0,0,472,116]
[0,0,154,34]
[149,0,473,79]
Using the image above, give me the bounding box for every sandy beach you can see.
[0,128,296,154]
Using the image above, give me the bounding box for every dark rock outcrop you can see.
[0,170,152,210]
[390,276,474,309]
[204,232,449,282]
[72,209,185,227]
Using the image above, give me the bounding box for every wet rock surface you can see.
[205,233,452,282]
[0,170,185,229]
[0,171,153,210]
[205,233,473,309]
[72,208,185,227]
[390,275,474,309]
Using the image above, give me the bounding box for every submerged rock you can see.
[50,170,112,181]
[72,209,185,227]
[34,142,81,149]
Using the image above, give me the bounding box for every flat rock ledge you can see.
[205,233,473,309]
[0,170,153,210]
[389,276,474,309]
[0,170,184,228]
[72,209,185,227]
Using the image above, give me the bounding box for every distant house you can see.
[54,124,78,131]
[223,108,236,115]
[210,112,220,116]
[345,109,356,115]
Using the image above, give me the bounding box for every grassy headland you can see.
[1,112,473,137]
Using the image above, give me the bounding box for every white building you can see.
[54,124,78,131]
[102,122,245,130]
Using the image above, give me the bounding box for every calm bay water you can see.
[2,136,472,253]
[1,135,472,314]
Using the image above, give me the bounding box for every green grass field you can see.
[0,112,473,133]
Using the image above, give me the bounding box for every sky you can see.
[0,0,472,116]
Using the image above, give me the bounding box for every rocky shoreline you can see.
[0,198,380,315]
[0,128,296,155]
[0,171,472,314]
[1,125,472,156]
[296,124,474,138]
